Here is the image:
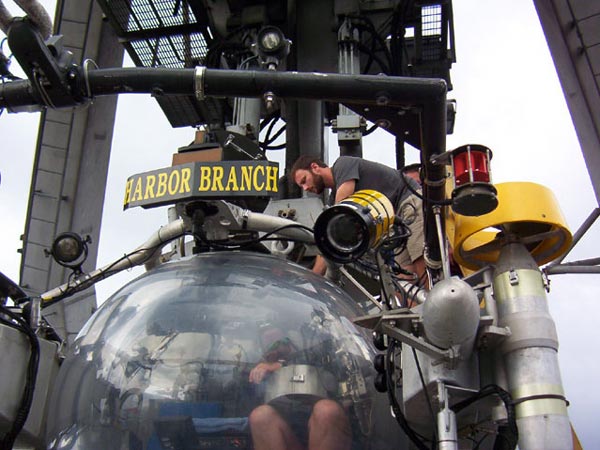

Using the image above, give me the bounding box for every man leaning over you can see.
[291,155,426,281]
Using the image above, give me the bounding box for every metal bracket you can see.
[508,269,519,285]
[353,310,456,365]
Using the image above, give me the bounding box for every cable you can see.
[450,385,518,450]
[363,123,378,136]
[42,230,190,305]
[265,123,286,145]
[401,165,451,206]
[260,116,287,150]
[264,115,279,142]
[196,223,314,251]
[263,142,286,150]
[356,41,390,74]
[259,111,280,131]
[385,340,431,450]
[346,16,394,73]
[411,347,438,444]
[377,263,393,309]
[0,305,40,450]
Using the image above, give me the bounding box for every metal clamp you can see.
[194,66,206,101]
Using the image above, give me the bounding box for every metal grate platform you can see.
[96,0,217,127]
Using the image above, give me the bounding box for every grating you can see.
[97,0,216,126]
[129,32,208,68]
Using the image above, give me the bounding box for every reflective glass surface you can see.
[46,252,403,449]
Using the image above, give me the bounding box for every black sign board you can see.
[123,161,280,210]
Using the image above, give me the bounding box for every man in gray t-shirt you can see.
[291,155,425,280]
[330,156,413,208]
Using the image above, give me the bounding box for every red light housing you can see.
[450,144,498,216]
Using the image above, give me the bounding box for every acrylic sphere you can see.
[46,252,403,449]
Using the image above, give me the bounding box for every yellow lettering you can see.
[199,166,211,191]
[180,168,191,193]
[133,177,144,201]
[157,172,168,197]
[211,166,225,191]
[240,166,252,191]
[225,167,239,191]
[266,165,279,192]
[168,170,180,195]
[144,175,156,200]
[253,165,265,191]
[123,179,133,206]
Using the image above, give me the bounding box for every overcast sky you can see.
[0,0,598,447]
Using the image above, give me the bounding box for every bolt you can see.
[376,119,391,129]
[376,95,389,106]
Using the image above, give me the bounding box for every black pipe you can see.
[199,68,447,264]
[201,68,446,107]
[86,68,193,96]
[0,79,40,111]
[0,66,448,266]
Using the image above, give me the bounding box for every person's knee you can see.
[309,399,347,428]
[249,404,278,429]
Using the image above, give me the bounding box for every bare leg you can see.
[308,400,351,450]
[249,404,304,450]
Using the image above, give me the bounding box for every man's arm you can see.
[334,180,356,202]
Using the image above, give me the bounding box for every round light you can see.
[260,30,282,51]
[325,213,366,254]
[52,233,84,263]
[314,190,394,263]
[257,26,286,55]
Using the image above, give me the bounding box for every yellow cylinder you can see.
[448,182,572,270]
[314,190,394,263]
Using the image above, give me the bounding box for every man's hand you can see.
[312,255,327,275]
[249,361,283,384]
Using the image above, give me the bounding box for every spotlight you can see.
[253,26,291,70]
[258,27,283,53]
[314,190,394,263]
[47,232,91,271]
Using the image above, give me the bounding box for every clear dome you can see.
[46,252,404,449]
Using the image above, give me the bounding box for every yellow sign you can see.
[123,161,279,209]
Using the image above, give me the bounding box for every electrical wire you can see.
[260,116,287,151]
[0,305,40,450]
[411,347,438,445]
[263,142,286,150]
[264,115,279,143]
[195,223,314,251]
[42,230,190,305]
[265,123,286,145]
[385,340,431,450]
[363,123,378,136]
[400,165,452,206]
[259,111,280,131]
[356,41,390,74]
[450,384,518,450]
[377,263,393,309]
[346,15,394,74]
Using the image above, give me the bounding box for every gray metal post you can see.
[493,242,572,450]
[436,382,458,450]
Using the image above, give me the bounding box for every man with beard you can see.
[291,155,425,281]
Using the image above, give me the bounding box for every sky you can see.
[1,0,599,447]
